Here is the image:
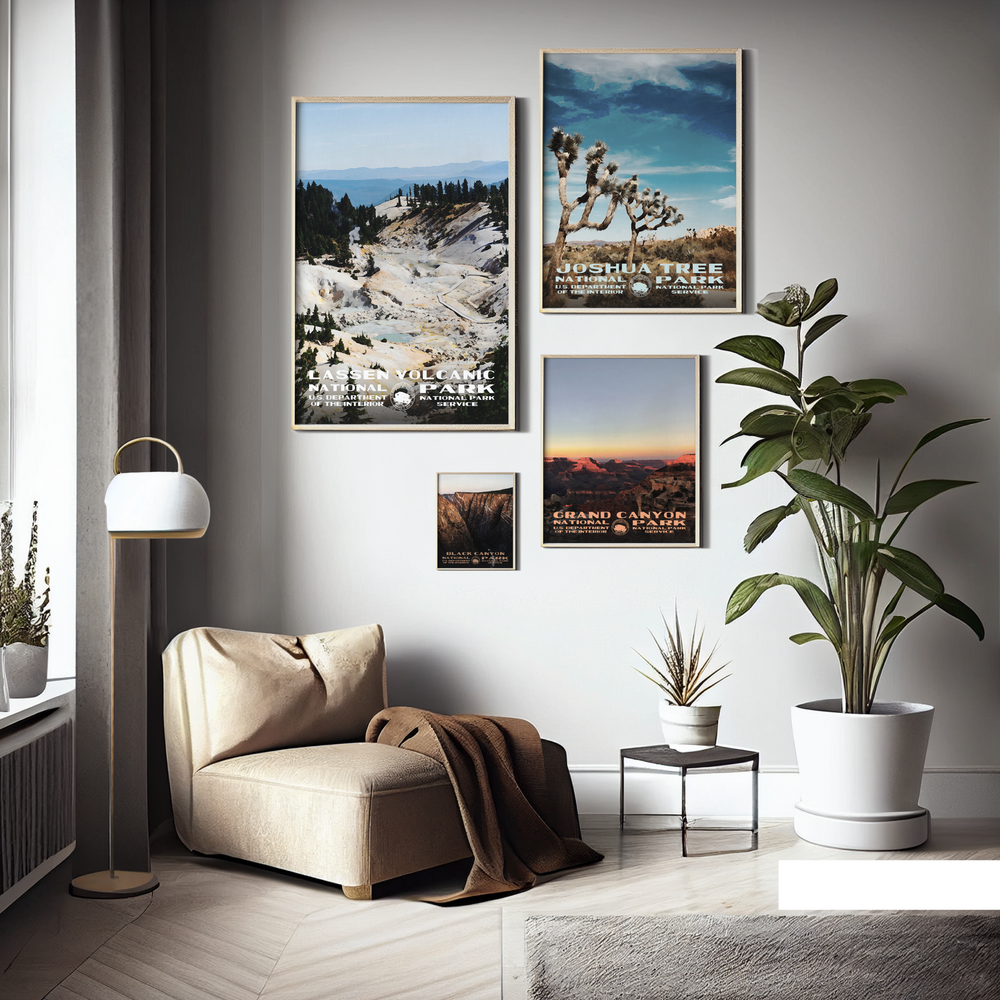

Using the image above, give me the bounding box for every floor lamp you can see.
[70,437,210,899]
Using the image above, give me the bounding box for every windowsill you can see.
[0,679,74,734]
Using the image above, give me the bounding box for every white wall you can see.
[172,0,1000,815]
[10,0,75,680]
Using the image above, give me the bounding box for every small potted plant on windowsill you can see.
[633,608,730,750]
[0,501,51,707]
[716,278,986,849]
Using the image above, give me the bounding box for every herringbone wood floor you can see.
[2,818,998,1000]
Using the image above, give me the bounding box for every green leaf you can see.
[802,313,846,350]
[827,411,872,462]
[847,379,907,400]
[725,574,780,622]
[800,278,838,321]
[756,296,796,326]
[935,593,985,641]
[811,391,864,413]
[790,421,831,462]
[874,614,908,656]
[883,479,976,516]
[860,394,902,409]
[739,405,800,438]
[725,573,841,643]
[803,376,846,398]
[912,418,988,454]
[780,574,842,643]
[716,367,800,397]
[877,545,944,602]
[716,335,786,371]
[783,469,876,520]
[723,436,794,489]
[880,583,906,622]
[743,498,801,553]
[789,632,828,644]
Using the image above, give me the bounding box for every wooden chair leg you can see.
[342,883,372,900]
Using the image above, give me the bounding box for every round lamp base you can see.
[70,870,159,898]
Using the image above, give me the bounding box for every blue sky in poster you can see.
[296,101,510,173]
[544,357,697,462]
[542,51,738,243]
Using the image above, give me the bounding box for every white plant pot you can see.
[791,699,934,850]
[659,702,721,751]
[2,643,49,699]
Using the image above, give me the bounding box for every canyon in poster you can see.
[437,474,515,569]
[542,356,699,546]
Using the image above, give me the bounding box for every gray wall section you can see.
[164,0,265,641]
[155,0,999,817]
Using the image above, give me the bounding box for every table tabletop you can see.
[620,744,759,770]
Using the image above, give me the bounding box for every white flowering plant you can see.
[716,279,984,713]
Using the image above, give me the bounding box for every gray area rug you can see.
[523,913,1000,999]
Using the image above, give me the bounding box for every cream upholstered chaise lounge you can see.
[162,623,580,899]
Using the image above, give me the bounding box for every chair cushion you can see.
[200,740,451,794]
[190,742,470,886]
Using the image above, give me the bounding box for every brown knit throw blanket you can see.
[366,708,603,903]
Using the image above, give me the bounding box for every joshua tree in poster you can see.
[621,181,684,268]
[545,127,626,298]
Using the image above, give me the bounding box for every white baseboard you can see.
[569,765,1000,820]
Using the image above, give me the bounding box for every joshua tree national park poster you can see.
[541,49,741,313]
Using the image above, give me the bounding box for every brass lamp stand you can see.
[71,437,209,898]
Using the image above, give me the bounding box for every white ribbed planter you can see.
[791,699,934,850]
[2,643,49,699]
[658,702,721,751]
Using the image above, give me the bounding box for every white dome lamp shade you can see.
[71,437,209,900]
[105,437,210,538]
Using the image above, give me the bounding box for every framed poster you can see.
[437,473,516,569]
[293,97,515,429]
[540,49,741,314]
[542,356,699,547]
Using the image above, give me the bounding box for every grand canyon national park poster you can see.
[293,97,514,429]
[541,49,741,313]
[542,356,699,546]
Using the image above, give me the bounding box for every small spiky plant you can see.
[0,501,51,648]
[634,608,730,706]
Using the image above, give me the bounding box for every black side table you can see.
[619,744,759,856]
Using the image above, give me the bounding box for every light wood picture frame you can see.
[542,356,700,547]
[293,97,515,429]
[541,50,742,314]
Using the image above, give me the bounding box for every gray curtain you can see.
[75,0,167,876]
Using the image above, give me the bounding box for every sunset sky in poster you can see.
[543,356,697,461]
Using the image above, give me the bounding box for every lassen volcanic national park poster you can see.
[293,97,514,429]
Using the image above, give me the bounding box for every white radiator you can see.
[0,697,74,898]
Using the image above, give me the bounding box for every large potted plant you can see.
[633,608,730,750]
[0,501,51,707]
[716,279,985,849]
